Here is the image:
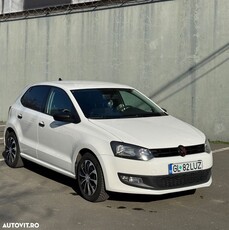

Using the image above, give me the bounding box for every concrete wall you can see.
[0,0,229,141]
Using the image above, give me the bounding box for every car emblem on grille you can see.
[178,145,187,157]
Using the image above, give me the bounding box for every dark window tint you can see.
[72,88,166,119]
[21,86,50,112]
[45,87,75,116]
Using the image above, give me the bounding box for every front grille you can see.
[150,144,205,158]
[143,169,211,190]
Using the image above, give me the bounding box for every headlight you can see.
[110,141,153,161]
[205,139,211,153]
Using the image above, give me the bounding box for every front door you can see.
[37,87,80,174]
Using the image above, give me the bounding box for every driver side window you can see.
[45,87,75,117]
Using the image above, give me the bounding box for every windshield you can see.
[71,88,167,119]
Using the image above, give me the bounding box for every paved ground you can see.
[0,123,229,230]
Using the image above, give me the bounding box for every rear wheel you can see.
[5,132,24,168]
[77,153,109,202]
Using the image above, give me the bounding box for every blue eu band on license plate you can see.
[169,160,203,175]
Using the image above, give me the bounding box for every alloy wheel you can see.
[6,136,17,164]
[78,159,98,196]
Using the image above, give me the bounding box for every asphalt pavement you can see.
[0,123,229,230]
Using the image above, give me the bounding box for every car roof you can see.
[34,81,133,91]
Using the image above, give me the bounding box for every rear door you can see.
[19,85,50,158]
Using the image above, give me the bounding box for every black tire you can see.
[4,132,24,168]
[77,153,109,202]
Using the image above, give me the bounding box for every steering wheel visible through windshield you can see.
[71,88,167,119]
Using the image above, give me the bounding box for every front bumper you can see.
[99,152,213,195]
[118,168,211,190]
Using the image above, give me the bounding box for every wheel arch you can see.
[4,128,24,168]
[4,127,16,142]
[75,148,100,174]
[74,148,108,189]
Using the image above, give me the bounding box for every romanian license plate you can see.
[169,160,203,175]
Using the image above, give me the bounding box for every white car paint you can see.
[4,81,213,199]
[89,116,205,148]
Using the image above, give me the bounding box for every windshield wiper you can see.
[122,112,165,118]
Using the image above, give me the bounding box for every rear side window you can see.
[21,86,50,112]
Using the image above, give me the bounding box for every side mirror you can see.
[53,112,80,124]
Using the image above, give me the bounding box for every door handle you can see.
[17,114,22,119]
[38,121,45,127]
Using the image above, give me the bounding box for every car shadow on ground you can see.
[1,152,195,203]
[23,159,79,191]
[108,190,195,202]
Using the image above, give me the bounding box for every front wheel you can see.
[77,153,109,202]
[4,132,24,168]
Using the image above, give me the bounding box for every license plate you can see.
[169,160,203,175]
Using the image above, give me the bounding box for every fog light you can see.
[119,174,143,184]
[120,175,129,181]
[129,176,143,184]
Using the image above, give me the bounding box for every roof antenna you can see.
[58,78,62,81]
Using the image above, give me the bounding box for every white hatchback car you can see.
[4,81,213,202]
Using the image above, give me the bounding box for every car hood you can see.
[89,115,205,148]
